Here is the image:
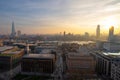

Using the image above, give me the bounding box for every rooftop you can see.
[103,52,120,58]
[67,52,93,60]
[40,49,51,54]
[0,50,23,56]
[93,51,120,59]
[23,53,55,59]
[0,46,14,52]
[3,51,22,54]
[36,46,56,49]
[13,43,37,46]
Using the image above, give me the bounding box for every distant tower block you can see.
[108,26,114,42]
[11,21,16,38]
[63,31,66,36]
[96,25,100,38]
[17,30,21,37]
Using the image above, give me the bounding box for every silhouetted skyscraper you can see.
[64,31,66,36]
[11,21,16,38]
[108,26,114,42]
[96,25,100,38]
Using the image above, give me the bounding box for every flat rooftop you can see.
[13,43,37,46]
[93,51,120,59]
[23,54,55,59]
[40,49,51,54]
[103,52,120,58]
[36,46,56,49]
[3,51,22,54]
[0,46,14,52]
[67,52,93,60]
[0,50,23,56]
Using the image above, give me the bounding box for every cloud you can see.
[105,0,120,6]
[0,0,120,34]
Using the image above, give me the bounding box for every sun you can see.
[101,16,118,30]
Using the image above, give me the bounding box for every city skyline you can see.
[0,0,120,34]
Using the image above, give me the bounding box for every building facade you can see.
[66,53,96,77]
[21,54,55,76]
[11,21,16,38]
[0,47,24,72]
[0,47,24,80]
[96,25,100,39]
[91,51,120,79]
[108,26,114,42]
[111,61,120,80]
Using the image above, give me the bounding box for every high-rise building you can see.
[11,21,16,38]
[63,31,66,36]
[108,26,114,42]
[96,25,100,38]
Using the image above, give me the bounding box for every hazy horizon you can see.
[0,0,120,34]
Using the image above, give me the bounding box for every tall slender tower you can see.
[11,21,16,38]
[108,26,114,42]
[96,25,100,38]
[63,31,66,36]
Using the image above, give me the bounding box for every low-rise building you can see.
[0,46,24,79]
[66,52,96,77]
[21,53,55,76]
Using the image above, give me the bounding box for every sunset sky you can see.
[0,0,120,34]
